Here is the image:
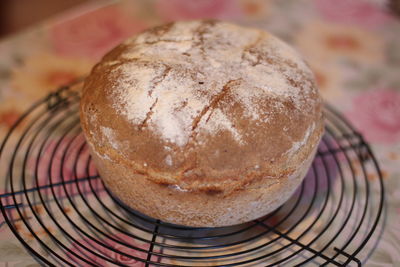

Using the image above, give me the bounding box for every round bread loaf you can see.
[80,20,324,227]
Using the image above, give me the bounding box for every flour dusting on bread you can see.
[103,20,315,147]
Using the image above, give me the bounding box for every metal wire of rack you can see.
[0,83,385,266]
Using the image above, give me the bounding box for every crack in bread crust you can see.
[191,79,240,132]
[241,32,266,66]
[194,20,218,57]
[148,65,171,96]
[139,98,158,130]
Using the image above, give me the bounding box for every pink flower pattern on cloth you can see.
[28,137,101,198]
[347,89,400,144]
[156,0,242,20]
[66,233,150,266]
[50,6,147,60]
[314,0,391,28]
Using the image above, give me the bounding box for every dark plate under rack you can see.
[0,83,385,266]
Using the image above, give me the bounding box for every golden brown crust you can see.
[89,143,317,227]
[80,20,324,226]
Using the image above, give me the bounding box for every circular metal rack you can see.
[0,83,385,266]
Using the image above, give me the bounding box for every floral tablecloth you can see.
[0,0,399,266]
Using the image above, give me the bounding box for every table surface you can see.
[0,0,399,266]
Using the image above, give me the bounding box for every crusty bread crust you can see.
[80,20,324,226]
[89,143,317,227]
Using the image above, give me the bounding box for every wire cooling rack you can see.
[0,83,385,266]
